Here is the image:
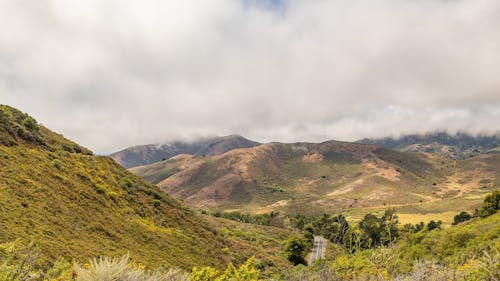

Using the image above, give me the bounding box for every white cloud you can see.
[1,0,500,153]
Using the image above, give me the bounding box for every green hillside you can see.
[0,105,227,269]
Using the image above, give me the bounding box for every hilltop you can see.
[130,139,499,223]
[110,135,260,168]
[358,131,500,159]
[0,105,229,269]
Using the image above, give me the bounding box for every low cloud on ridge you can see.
[1,0,500,153]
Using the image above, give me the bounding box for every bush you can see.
[452,211,472,225]
[0,240,39,281]
[190,257,259,281]
[478,190,500,218]
[283,235,310,266]
[52,159,62,170]
[74,255,189,281]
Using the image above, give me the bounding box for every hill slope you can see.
[110,135,261,168]
[0,105,227,269]
[358,131,500,159]
[131,140,499,223]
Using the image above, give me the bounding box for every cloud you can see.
[1,0,500,153]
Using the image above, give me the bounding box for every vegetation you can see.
[1,105,499,280]
[283,235,310,266]
[478,190,500,218]
[210,211,282,227]
[131,136,499,226]
[453,211,472,225]
[0,106,229,269]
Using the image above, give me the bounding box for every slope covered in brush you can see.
[0,105,226,269]
[131,140,499,223]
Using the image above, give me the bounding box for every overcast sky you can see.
[1,0,500,153]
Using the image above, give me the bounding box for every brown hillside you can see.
[131,140,499,223]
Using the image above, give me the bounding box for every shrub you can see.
[74,255,189,281]
[283,235,310,266]
[0,240,39,281]
[52,159,62,170]
[190,257,259,281]
[452,211,472,225]
[478,190,500,218]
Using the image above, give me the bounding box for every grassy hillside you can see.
[131,140,499,224]
[278,209,499,280]
[0,105,228,269]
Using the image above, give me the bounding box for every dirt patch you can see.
[362,160,400,182]
[302,152,324,163]
[328,179,364,196]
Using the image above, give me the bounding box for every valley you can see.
[0,104,498,280]
[128,139,499,225]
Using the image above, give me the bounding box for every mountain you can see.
[130,139,499,223]
[0,105,228,269]
[357,131,500,159]
[110,135,261,168]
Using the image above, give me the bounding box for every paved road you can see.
[308,236,327,265]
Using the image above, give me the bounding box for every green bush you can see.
[283,235,310,266]
[190,257,259,281]
[478,190,500,218]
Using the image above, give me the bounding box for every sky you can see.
[1,0,500,153]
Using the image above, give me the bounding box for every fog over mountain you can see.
[1,0,500,153]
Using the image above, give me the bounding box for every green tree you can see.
[283,235,310,266]
[359,213,382,248]
[302,224,314,246]
[452,211,472,225]
[478,190,500,218]
[427,220,442,231]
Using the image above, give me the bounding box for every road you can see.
[308,236,327,265]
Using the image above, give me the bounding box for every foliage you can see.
[478,190,500,218]
[210,211,282,227]
[190,257,258,281]
[290,214,349,244]
[0,240,39,281]
[426,220,442,231]
[204,216,291,277]
[74,255,189,281]
[357,209,399,249]
[0,105,91,154]
[0,132,227,269]
[283,235,310,266]
[452,211,472,225]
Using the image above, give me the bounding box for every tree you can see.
[478,190,500,218]
[427,220,442,231]
[359,213,382,248]
[302,224,314,246]
[452,211,472,225]
[380,209,399,245]
[283,235,310,266]
[358,209,399,248]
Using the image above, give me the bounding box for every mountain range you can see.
[110,135,260,168]
[358,131,500,159]
[127,134,499,224]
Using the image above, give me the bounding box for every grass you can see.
[0,105,231,270]
[204,216,293,277]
